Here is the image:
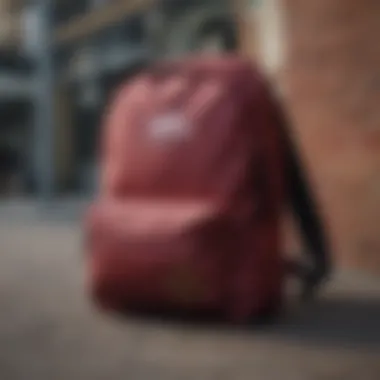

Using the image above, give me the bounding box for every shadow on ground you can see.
[121,295,380,351]
[271,296,380,349]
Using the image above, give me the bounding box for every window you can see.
[52,0,89,27]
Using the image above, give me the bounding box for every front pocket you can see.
[86,200,230,311]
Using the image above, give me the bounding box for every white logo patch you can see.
[148,113,190,143]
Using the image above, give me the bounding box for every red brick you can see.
[282,0,380,273]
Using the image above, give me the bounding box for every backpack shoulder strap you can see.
[270,88,331,299]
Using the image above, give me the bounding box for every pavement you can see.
[0,200,380,380]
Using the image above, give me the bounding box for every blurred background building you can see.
[0,0,379,273]
[14,0,239,196]
[0,0,34,194]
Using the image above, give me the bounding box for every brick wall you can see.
[281,0,380,273]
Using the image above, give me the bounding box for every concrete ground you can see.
[0,200,380,380]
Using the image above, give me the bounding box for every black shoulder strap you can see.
[284,128,330,299]
[272,93,330,299]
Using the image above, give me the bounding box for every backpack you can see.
[85,56,326,323]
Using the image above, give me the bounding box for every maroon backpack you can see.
[85,56,312,323]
